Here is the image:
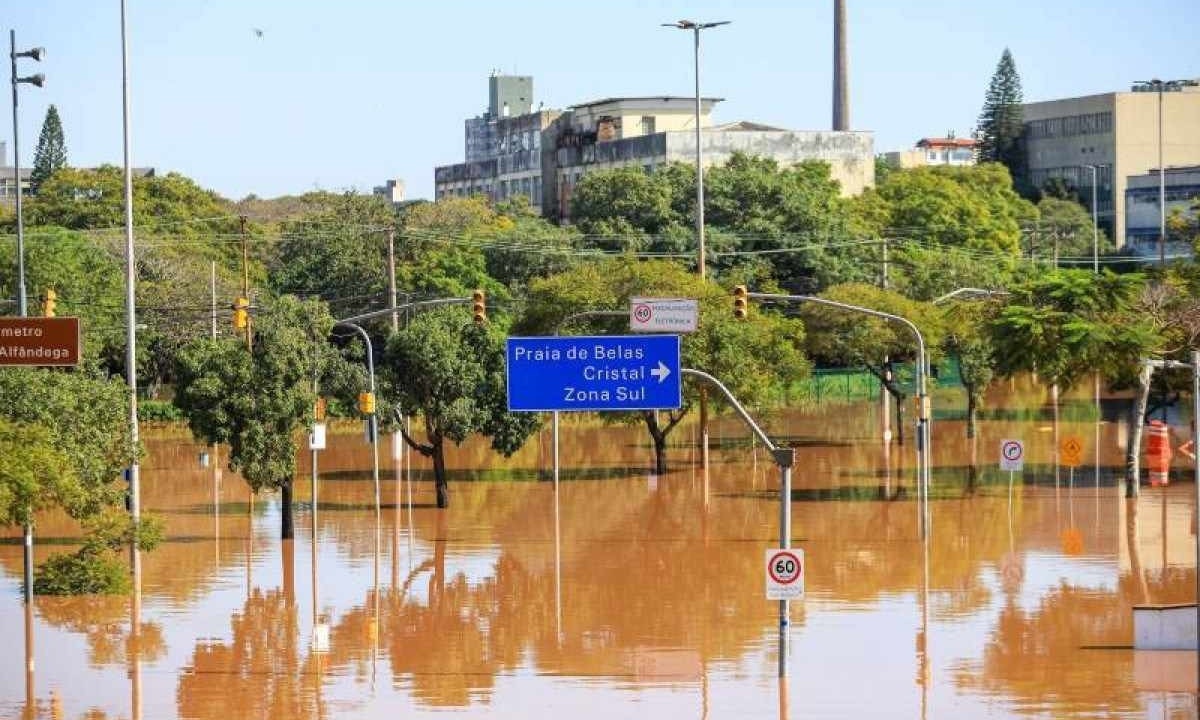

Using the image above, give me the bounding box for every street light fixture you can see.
[661,19,729,280]
[1132,78,1198,265]
[1082,164,1101,274]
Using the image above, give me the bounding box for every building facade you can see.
[1021,84,1200,249]
[884,137,977,169]
[435,78,875,222]
[1125,165,1200,252]
[372,178,406,206]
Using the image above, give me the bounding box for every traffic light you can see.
[357,391,376,415]
[41,288,56,317]
[472,289,487,324]
[732,285,748,320]
[232,297,249,330]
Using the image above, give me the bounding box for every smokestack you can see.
[832,0,849,131]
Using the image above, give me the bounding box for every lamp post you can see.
[10,31,43,615]
[663,19,729,476]
[662,19,728,280]
[1132,78,1198,265]
[1082,164,1100,274]
[9,33,43,318]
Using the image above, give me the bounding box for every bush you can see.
[139,399,183,422]
[33,549,129,595]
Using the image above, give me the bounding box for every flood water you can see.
[1,379,1198,719]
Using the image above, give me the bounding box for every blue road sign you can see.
[506,335,682,412]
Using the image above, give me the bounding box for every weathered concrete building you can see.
[1021,83,1200,249]
[435,78,875,222]
[436,74,562,213]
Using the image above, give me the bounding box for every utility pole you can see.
[119,0,142,594]
[239,215,252,350]
[386,228,399,334]
[210,261,217,339]
[881,237,891,444]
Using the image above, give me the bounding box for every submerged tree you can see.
[175,295,358,538]
[30,104,68,192]
[382,308,538,508]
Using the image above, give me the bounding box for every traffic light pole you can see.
[333,322,380,527]
[745,291,931,539]
[679,368,794,679]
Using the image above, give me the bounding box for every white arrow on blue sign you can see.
[506,335,682,412]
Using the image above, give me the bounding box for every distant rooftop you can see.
[711,120,788,132]
[569,96,724,110]
[917,137,976,149]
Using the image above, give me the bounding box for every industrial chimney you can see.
[832,0,849,130]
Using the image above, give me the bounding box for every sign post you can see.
[1000,439,1024,502]
[765,548,805,600]
[1060,435,1084,492]
[0,316,80,366]
[629,298,698,333]
[506,335,682,412]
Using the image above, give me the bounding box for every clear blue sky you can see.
[7,0,1197,201]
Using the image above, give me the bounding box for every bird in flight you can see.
[253,28,264,38]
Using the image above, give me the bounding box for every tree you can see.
[855,164,1035,257]
[800,283,944,443]
[269,191,396,317]
[0,368,144,593]
[0,420,81,528]
[941,301,1000,439]
[1036,197,1113,262]
[30,104,67,192]
[976,48,1026,186]
[990,270,1156,393]
[518,257,809,474]
[174,296,355,538]
[382,309,538,508]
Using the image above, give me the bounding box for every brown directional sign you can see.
[1060,435,1084,468]
[0,317,81,366]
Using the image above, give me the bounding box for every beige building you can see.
[1022,85,1200,249]
[884,137,977,169]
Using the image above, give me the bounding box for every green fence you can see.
[789,360,964,407]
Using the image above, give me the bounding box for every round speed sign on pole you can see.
[765,548,805,600]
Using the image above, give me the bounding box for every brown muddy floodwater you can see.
[1,380,1198,718]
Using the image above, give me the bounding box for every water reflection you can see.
[1,382,1197,718]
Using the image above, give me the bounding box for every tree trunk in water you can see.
[432,441,449,508]
[282,537,295,602]
[1125,366,1151,498]
[280,479,294,539]
[892,391,906,445]
[653,435,668,475]
[966,389,978,439]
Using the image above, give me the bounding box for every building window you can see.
[641,116,656,135]
[532,177,541,204]
[927,151,938,161]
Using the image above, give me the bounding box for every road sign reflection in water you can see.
[506,335,681,412]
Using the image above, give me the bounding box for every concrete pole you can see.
[386,229,398,334]
[1192,350,1199,681]
[776,448,794,678]
[120,0,142,587]
[1158,87,1165,267]
[11,31,28,318]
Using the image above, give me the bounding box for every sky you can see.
[6,0,1198,201]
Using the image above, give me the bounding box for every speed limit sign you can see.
[765,548,805,600]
